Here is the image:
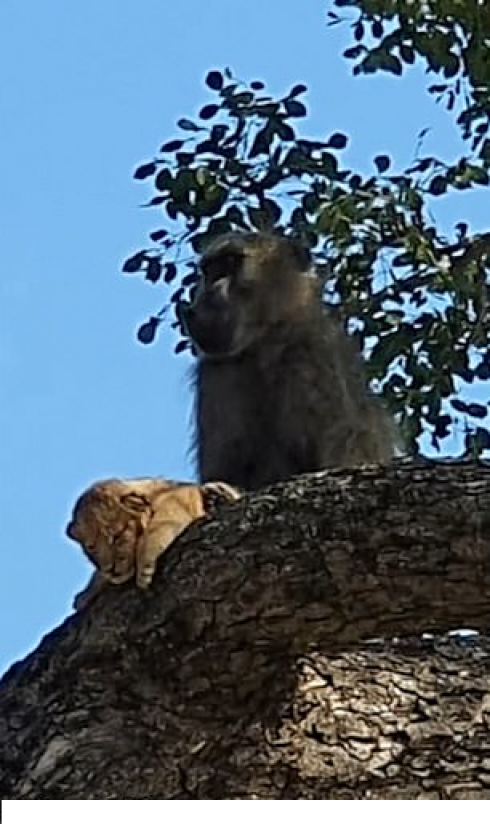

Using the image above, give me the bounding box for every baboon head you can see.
[177,232,316,358]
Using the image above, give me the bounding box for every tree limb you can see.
[2,459,490,799]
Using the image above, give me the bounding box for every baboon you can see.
[178,231,397,490]
[66,477,239,607]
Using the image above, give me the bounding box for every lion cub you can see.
[66,478,239,609]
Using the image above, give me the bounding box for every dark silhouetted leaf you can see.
[250,80,265,90]
[344,45,365,59]
[177,118,201,132]
[451,398,470,413]
[149,229,168,242]
[475,361,490,380]
[160,139,185,153]
[327,132,348,149]
[137,318,159,345]
[145,195,166,207]
[382,53,403,75]
[155,168,172,192]
[134,162,156,180]
[289,84,307,97]
[146,259,162,283]
[467,403,488,419]
[176,152,194,166]
[400,44,415,64]
[182,271,198,287]
[164,262,177,283]
[434,413,452,438]
[205,70,223,90]
[372,19,383,38]
[284,99,307,118]
[374,154,391,173]
[170,287,185,304]
[175,340,190,354]
[465,427,490,455]
[443,54,459,78]
[428,175,447,195]
[455,222,468,240]
[199,104,220,120]
[320,151,339,178]
[122,252,146,273]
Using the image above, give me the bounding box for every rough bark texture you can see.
[2,459,490,799]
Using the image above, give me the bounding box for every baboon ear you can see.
[285,236,312,271]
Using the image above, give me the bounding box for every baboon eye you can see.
[203,253,242,283]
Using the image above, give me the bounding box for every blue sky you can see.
[1,0,487,674]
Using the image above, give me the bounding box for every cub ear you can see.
[284,236,312,271]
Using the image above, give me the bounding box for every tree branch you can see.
[2,459,490,799]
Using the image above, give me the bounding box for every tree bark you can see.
[2,459,490,799]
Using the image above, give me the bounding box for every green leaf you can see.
[320,151,339,179]
[205,70,223,91]
[469,166,489,186]
[370,332,404,372]
[155,168,172,192]
[442,54,459,78]
[362,50,403,76]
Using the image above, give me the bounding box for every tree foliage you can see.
[122,1,490,458]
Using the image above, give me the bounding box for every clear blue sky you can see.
[1,0,487,674]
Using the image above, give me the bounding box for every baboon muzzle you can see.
[177,299,235,357]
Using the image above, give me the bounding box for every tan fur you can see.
[66,478,240,609]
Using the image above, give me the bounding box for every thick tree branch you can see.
[2,459,490,799]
